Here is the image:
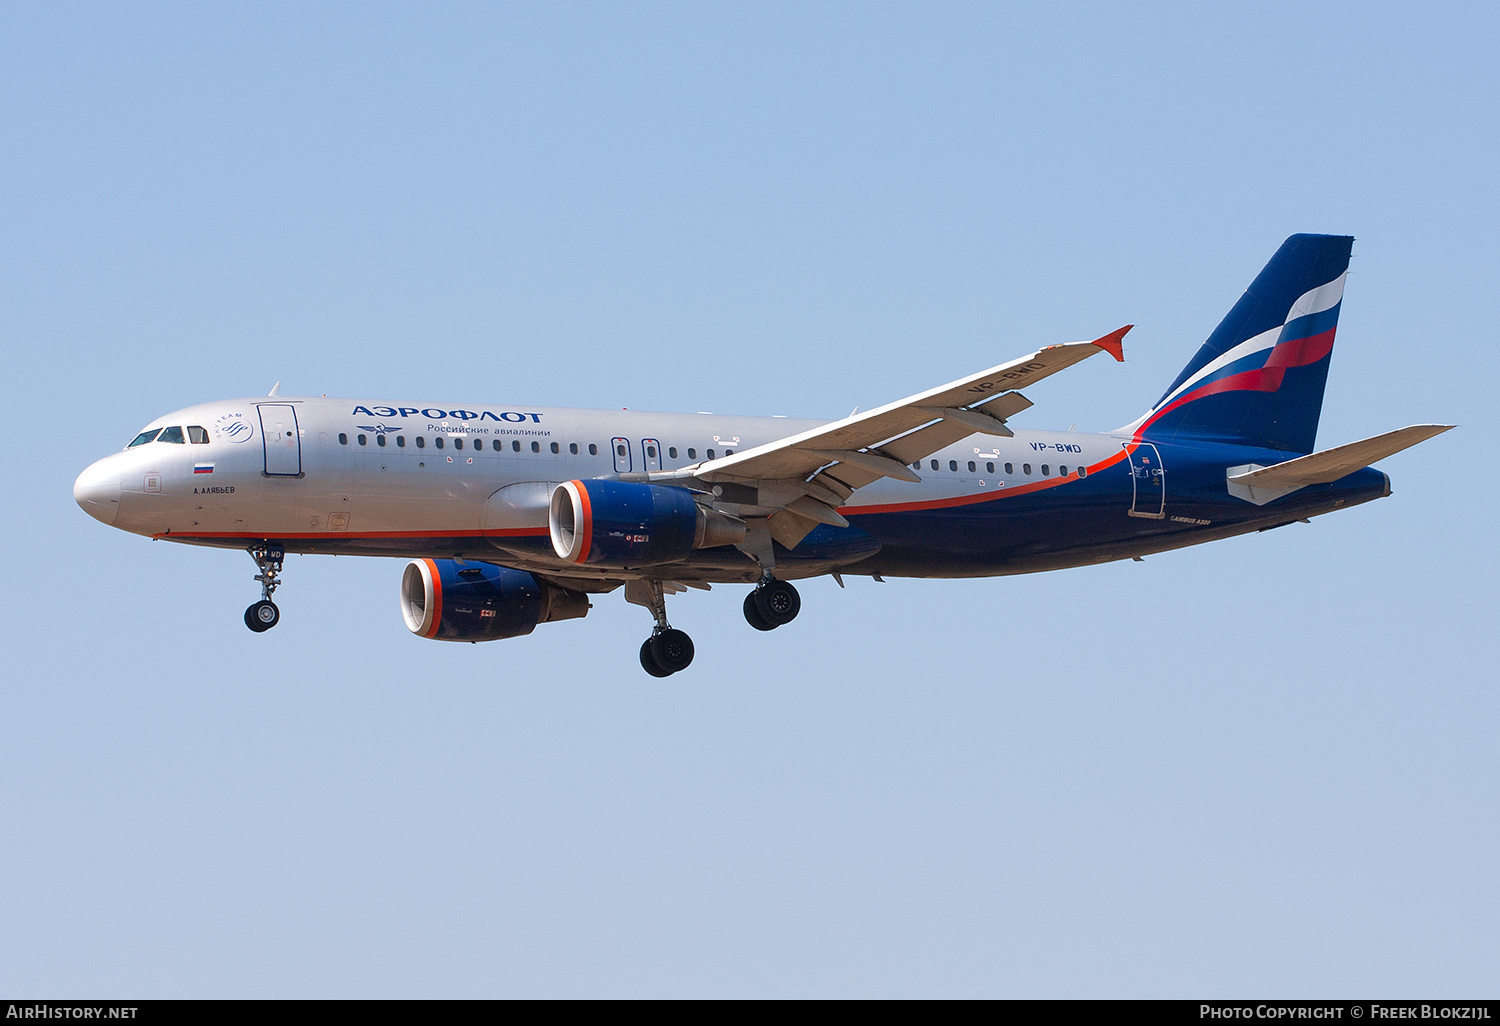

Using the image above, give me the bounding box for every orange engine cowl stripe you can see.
[421,558,443,638]
[571,480,592,564]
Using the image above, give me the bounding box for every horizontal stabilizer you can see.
[1226,424,1453,505]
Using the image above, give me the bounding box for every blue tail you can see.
[1134,234,1354,454]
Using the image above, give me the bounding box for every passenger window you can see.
[967,461,976,472]
[416,436,425,449]
[377,434,387,447]
[128,428,161,447]
[589,444,598,456]
[687,448,696,459]
[435,437,444,449]
[646,444,656,458]
[669,447,678,459]
[513,440,521,452]
[707,449,715,459]
[1005,463,1013,474]
[187,426,209,444]
[358,434,367,446]
[158,426,185,444]
[551,442,560,454]
[570,443,578,455]
[949,460,957,472]
[397,435,406,447]
[493,440,501,451]
[532,441,541,453]
[455,438,464,450]
[616,443,626,456]
[986,462,995,474]
[1022,463,1031,475]
[1078,466,1087,478]
[338,433,348,445]
[1041,464,1050,476]
[1060,465,1068,476]
[930,459,939,471]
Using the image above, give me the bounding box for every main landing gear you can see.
[628,580,696,677]
[743,576,801,632]
[244,543,284,633]
[623,573,799,676]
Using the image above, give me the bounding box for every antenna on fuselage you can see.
[267,381,281,397]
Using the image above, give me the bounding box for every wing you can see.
[652,326,1130,546]
[658,326,1128,496]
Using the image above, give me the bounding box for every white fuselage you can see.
[76,395,1124,575]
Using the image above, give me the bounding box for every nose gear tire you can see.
[245,600,280,632]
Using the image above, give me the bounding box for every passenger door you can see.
[1126,442,1165,518]
[258,404,302,476]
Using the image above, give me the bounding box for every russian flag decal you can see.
[193,463,215,474]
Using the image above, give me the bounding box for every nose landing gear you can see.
[743,576,800,631]
[244,543,284,633]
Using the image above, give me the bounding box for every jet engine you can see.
[400,558,589,642]
[548,479,746,567]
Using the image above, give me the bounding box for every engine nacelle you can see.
[549,479,746,567]
[400,558,589,642]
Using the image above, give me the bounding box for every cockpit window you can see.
[127,428,162,448]
[157,426,186,444]
[187,426,209,444]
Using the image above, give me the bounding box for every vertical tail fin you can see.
[1133,234,1354,454]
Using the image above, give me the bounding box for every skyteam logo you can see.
[214,411,254,443]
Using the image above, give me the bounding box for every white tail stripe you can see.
[1153,324,1281,410]
[1285,271,1346,323]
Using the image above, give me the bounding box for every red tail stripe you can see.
[1137,326,1336,437]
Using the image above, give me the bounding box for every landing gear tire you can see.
[753,579,801,628]
[650,629,694,673]
[245,600,280,632]
[743,591,776,631]
[640,639,673,677]
[640,629,694,676]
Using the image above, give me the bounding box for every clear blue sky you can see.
[2,1,1496,997]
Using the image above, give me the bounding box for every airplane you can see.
[74,234,1451,676]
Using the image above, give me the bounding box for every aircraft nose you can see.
[74,459,121,525]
